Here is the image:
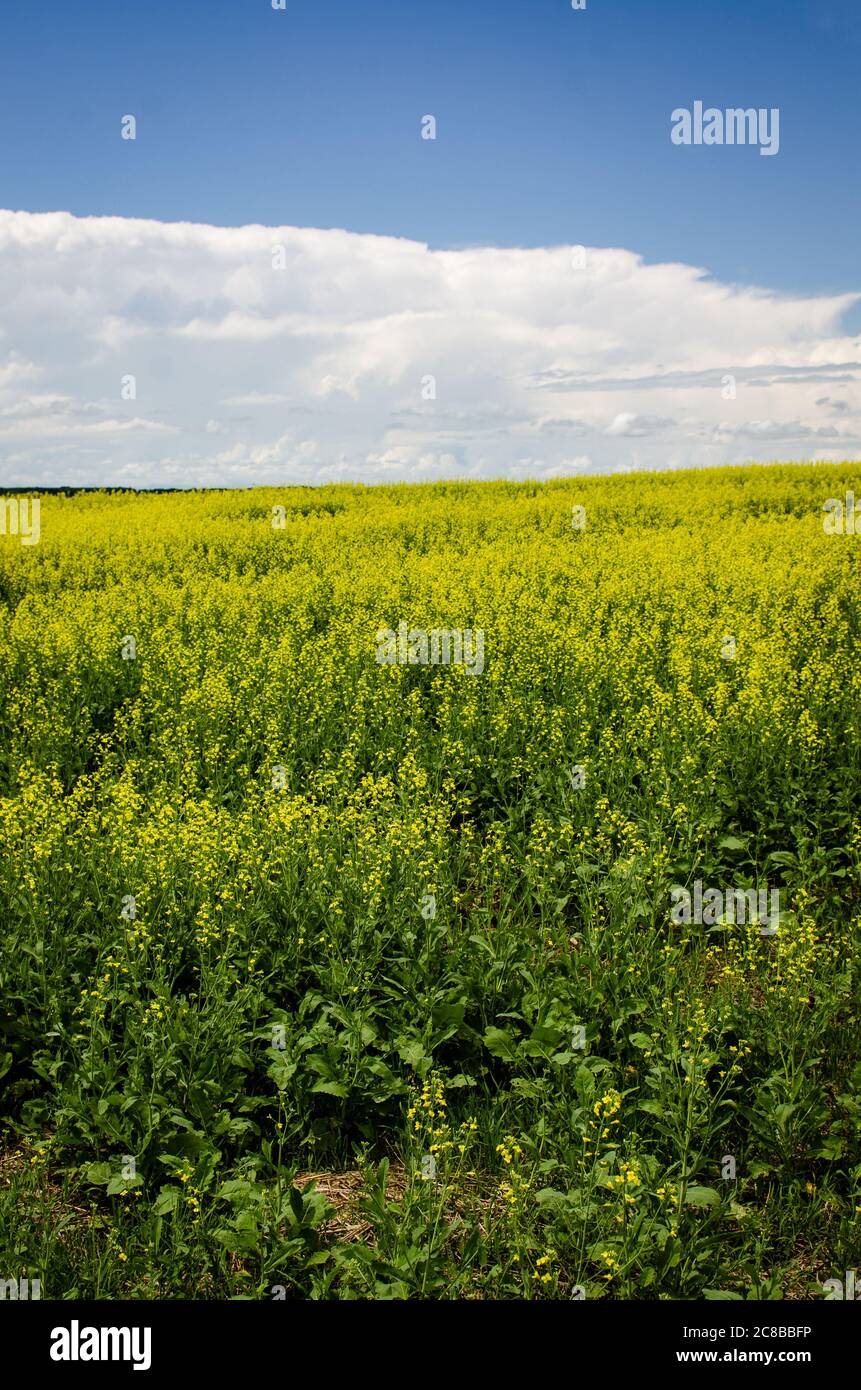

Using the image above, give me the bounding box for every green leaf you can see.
[482,1026,519,1062]
[684,1185,720,1207]
[310,1080,349,1098]
[396,1038,430,1069]
[107,1173,143,1195]
[217,1180,256,1201]
[529,1024,566,1047]
[535,1187,568,1207]
[85,1162,113,1186]
[638,1100,663,1117]
[574,1063,596,1108]
[153,1185,181,1216]
[748,1161,775,1178]
[816,1137,845,1160]
[432,1001,466,1028]
[267,1057,297,1090]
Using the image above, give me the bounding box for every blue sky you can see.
[1,0,859,295]
[1,0,859,487]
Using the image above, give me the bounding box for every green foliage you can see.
[0,467,859,1299]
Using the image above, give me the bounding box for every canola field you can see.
[1,463,859,1300]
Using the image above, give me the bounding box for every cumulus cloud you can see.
[604,413,676,437]
[693,419,854,444]
[815,396,853,416]
[0,208,859,487]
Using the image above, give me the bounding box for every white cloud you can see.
[0,390,174,440]
[220,392,292,407]
[694,419,853,443]
[0,356,41,390]
[0,208,860,487]
[605,412,675,437]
